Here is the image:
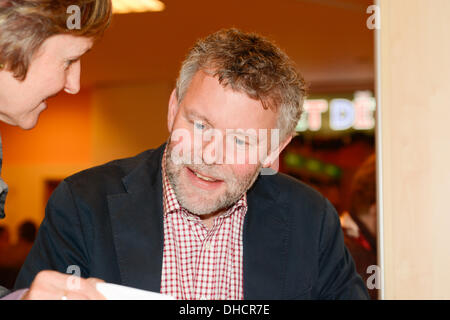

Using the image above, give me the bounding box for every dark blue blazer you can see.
[14,143,369,299]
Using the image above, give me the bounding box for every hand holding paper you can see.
[96,282,175,300]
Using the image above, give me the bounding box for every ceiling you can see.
[81,0,375,93]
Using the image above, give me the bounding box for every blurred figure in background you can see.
[0,225,13,290]
[0,225,10,249]
[340,154,378,299]
[11,220,37,265]
[0,220,37,289]
[18,221,37,242]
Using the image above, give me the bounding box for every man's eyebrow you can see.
[185,109,215,127]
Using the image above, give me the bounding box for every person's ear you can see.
[167,89,179,133]
[262,134,293,168]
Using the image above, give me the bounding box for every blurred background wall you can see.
[0,0,375,242]
[0,1,376,293]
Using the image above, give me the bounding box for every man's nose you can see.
[199,133,224,165]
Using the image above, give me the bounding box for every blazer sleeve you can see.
[316,199,371,299]
[13,180,90,290]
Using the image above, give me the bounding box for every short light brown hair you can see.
[0,0,112,80]
[176,28,307,140]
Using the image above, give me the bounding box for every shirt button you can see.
[205,242,211,250]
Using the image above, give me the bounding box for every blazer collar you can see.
[243,174,291,299]
[107,143,166,292]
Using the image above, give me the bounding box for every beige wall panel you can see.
[379,0,450,299]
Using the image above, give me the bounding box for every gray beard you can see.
[165,145,260,216]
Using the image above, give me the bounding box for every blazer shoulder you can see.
[64,148,159,194]
[261,172,337,227]
[268,172,327,206]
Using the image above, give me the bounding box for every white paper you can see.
[96,282,175,300]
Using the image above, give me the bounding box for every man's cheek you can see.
[170,128,193,165]
[230,164,258,179]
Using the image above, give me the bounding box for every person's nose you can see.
[201,132,224,165]
[64,60,81,95]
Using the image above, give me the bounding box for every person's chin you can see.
[19,102,47,130]
[18,119,37,130]
[178,179,223,214]
[18,113,41,130]
[180,197,220,216]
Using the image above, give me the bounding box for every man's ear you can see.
[167,89,179,133]
[262,134,293,168]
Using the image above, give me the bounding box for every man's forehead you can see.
[184,108,213,125]
[182,104,274,134]
[182,107,281,146]
[180,76,278,131]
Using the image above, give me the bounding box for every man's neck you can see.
[197,208,227,230]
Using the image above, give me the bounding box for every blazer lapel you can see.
[243,174,290,300]
[107,146,165,292]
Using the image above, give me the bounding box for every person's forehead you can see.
[181,72,278,130]
[38,34,93,58]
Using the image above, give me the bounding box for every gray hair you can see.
[175,28,307,140]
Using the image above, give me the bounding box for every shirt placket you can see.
[230,207,245,299]
[161,145,248,300]
[192,216,225,300]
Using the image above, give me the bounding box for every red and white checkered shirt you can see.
[160,148,248,300]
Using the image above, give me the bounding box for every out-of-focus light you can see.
[112,0,165,14]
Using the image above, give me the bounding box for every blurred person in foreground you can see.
[340,154,378,299]
[0,0,112,299]
[15,29,369,300]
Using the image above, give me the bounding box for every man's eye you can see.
[235,137,246,146]
[194,121,205,130]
